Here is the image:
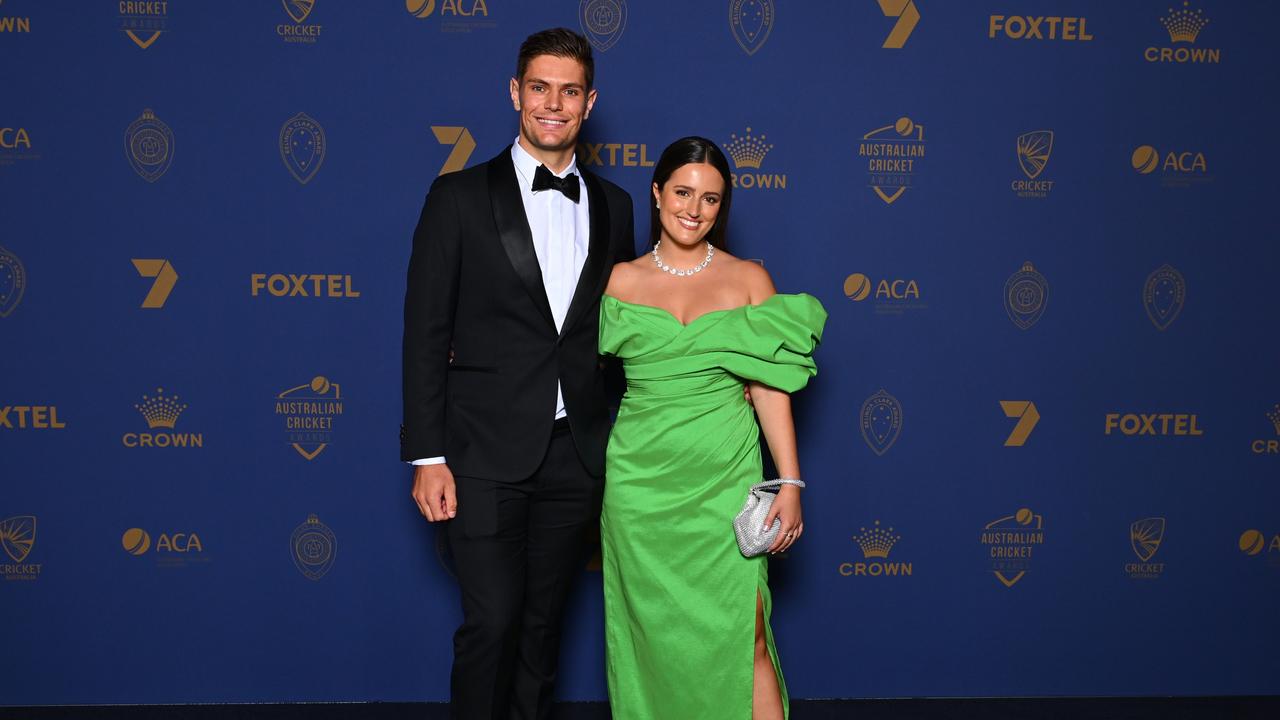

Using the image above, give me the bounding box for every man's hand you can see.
[412,463,457,522]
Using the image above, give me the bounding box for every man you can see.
[401,28,634,720]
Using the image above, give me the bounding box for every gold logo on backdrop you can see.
[839,520,912,577]
[1000,401,1040,447]
[0,2,31,34]
[0,126,39,165]
[843,273,925,315]
[723,127,786,190]
[1143,263,1185,331]
[1146,2,1219,64]
[859,117,925,204]
[276,376,343,461]
[125,109,175,183]
[1250,404,1280,455]
[1238,529,1280,567]
[859,389,903,456]
[988,16,1093,41]
[119,0,167,48]
[123,527,207,566]
[581,0,627,52]
[1012,131,1055,198]
[981,508,1044,587]
[431,126,476,176]
[0,246,27,318]
[280,113,326,185]
[1003,262,1047,329]
[1,515,40,581]
[406,0,436,18]
[132,259,179,309]
[292,514,336,580]
[1104,413,1203,437]
[123,388,204,448]
[0,405,66,429]
[1127,518,1167,580]
[729,0,774,56]
[1132,145,1209,187]
[410,0,492,31]
[284,0,315,23]
[878,0,920,48]
[578,142,654,168]
[250,274,360,298]
[278,0,322,43]
[122,528,152,555]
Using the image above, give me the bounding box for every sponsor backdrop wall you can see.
[2,0,1278,706]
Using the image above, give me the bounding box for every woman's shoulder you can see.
[715,252,776,303]
[605,255,650,297]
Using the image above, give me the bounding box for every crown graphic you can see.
[853,520,900,559]
[1160,2,1209,43]
[723,127,773,169]
[134,388,187,429]
[1268,404,1280,435]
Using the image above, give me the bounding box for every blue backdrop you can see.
[2,0,1278,705]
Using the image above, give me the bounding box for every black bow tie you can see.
[531,164,581,203]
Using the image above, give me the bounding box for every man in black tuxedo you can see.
[401,28,634,720]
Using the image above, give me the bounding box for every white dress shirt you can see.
[412,139,590,466]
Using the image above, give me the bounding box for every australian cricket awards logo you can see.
[859,117,924,204]
[1003,261,1047,330]
[0,126,38,166]
[839,520,911,577]
[0,246,27,318]
[1,515,40,581]
[860,389,903,456]
[278,0,322,44]
[1127,517,1166,580]
[723,127,786,190]
[122,527,208,568]
[1012,131,1055,198]
[122,388,204,449]
[276,376,343,461]
[1250,404,1280,455]
[981,507,1044,587]
[125,109,174,183]
[291,514,336,580]
[729,0,774,56]
[1145,2,1220,64]
[279,113,326,185]
[119,0,168,49]
[1143,263,1185,331]
[843,272,925,315]
[580,0,626,52]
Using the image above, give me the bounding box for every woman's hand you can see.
[763,484,803,554]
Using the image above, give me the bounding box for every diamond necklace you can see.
[652,240,714,277]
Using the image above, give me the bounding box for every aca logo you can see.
[580,0,626,52]
[0,405,66,430]
[132,258,179,309]
[250,273,359,299]
[291,514,336,580]
[1143,263,1185,331]
[118,0,167,49]
[1104,412,1203,437]
[723,127,786,190]
[859,117,925,204]
[279,113,326,185]
[407,0,492,33]
[578,141,654,168]
[122,527,208,568]
[125,110,174,183]
[878,0,919,48]
[0,126,38,165]
[1239,529,1280,568]
[0,2,30,33]
[1,515,41,581]
[1000,401,1040,447]
[1012,131,1054,198]
[1127,517,1166,580]
[838,520,912,577]
[981,508,1044,588]
[842,272,926,315]
[1145,2,1220,64]
[1003,261,1047,330]
[729,0,773,55]
[0,246,27,318]
[1131,145,1210,188]
[988,15,1093,41]
[859,389,903,456]
[1250,404,1280,455]
[431,126,476,176]
[122,388,204,449]
[276,376,343,461]
[278,0,322,44]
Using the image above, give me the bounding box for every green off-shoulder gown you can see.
[598,293,827,719]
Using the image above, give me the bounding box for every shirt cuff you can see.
[410,456,446,466]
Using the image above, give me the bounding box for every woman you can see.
[599,137,826,719]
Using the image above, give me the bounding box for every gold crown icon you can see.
[134,388,187,429]
[853,520,900,559]
[1161,2,1209,43]
[1267,404,1280,435]
[723,127,773,169]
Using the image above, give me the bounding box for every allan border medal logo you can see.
[729,0,774,56]
[981,508,1043,587]
[1143,263,1185,331]
[280,113,326,185]
[860,389,903,455]
[580,0,627,52]
[1004,261,1047,330]
[0,246,27,318]
[276,376,343,460]
[292,514,336,580]
[125,109,174,183]
[1,515,40,581]
[859,117,925,204]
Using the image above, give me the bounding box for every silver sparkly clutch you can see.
[733,479,806,557]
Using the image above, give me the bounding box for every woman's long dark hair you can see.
[648,136,733,251]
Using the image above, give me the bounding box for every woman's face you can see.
[652,162,724,247]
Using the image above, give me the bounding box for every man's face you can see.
[509,54,597,157]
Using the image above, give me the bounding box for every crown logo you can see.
[134,388,188,429]
[853,520,900,559]
[723,127,773,169]
[1267,404,1280,435]
[1160,2,1209,44]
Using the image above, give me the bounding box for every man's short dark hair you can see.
[516,28,595,90]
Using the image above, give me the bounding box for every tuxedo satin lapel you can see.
[488,150,555,330]
[562,171,611,338]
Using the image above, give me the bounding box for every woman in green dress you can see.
[599,137,826,719]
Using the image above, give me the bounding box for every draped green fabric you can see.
[599,293,826,719]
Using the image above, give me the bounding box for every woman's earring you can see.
[656,201,661,209]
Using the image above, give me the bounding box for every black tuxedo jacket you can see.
[401,148,635,480]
